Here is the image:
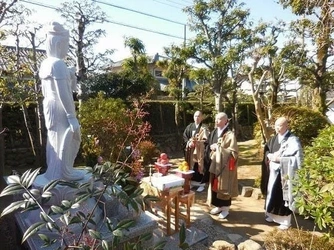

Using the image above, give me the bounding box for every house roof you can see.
[0,45,47,73]
[111,53,169,68]
[0,45,75,73]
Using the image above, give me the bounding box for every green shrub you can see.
[295,125,334,235]
[264,228,334,249]
[79,93,151,165]
[253,106,329,147]
[271,106,329,146]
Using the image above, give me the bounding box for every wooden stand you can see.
[174,170,194,194]
[140,178,182,235]
[178,190,195,228]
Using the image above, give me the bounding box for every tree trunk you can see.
[21,104,36,157]
[253,97,271,142]
[312,4,331,115]
[214,93,222,112]
[31,32,45,170]
[0,104,4,180]
[312,86,326,114]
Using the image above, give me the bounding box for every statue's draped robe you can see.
[39,57,83,181]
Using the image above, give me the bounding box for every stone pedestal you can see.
[10,170,159,250]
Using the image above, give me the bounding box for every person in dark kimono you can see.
[206,112,239,219]
[261,117,303,230]
[183,110,209,192]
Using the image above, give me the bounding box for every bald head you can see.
[193,111,203,125]
[274,117,289,135]
[215,112,228,128]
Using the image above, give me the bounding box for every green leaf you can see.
[41,191,52,198]
[79,182,92,189]
[153,240,167,249]
[138,232,152,241]
[123,185,134,192]
[30,189,40,197]
[133,188,144,197]
[0,200,26,217]
[38,233,49,242]
[179,242,189,249]
[69,216,82,225]
[93,189,104,197]
[71,203,80,209]
[179,223,186,244]
[129,200,139,212]
[101,240,109,250]
[7,175,21,184]
[22,222,45,243]
[20,169,32,186]
[106,217,113,232]
[50,205,64,214]
[88,217,97,226]
[88,229,102,240]
[39,211,50,222]
[113,229,123,237]
[76,211,86,219]
[60,214,70,225]
[115,219,135,230]
[46,222,54,231]
[0,183,24,197]
[75,193,91,204]
[24,168,41,188]
[57,180,78,188]
[61,200,72,208]
[143,195,160,203]
[42,179,59,193]
[320,183,334,193]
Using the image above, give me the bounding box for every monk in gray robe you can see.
[261,117,303,230]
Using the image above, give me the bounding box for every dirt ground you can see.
[171,139,324,246]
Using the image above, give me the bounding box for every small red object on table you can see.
[154,163,172,176]
[174,169,195,194]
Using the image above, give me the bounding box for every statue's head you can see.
[45,21,69,59]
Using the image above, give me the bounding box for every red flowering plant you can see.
[80,94,154,191]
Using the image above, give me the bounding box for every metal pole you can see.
[183,24,187,47]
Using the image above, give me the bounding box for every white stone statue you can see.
[39,21,84,181]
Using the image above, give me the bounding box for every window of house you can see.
[155,70,163,77]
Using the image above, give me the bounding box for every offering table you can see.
[140,175,184,235]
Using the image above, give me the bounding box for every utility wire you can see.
[179,0,193,4]
[93,0,186,26]
[152,0,182,9]
[19,0,186,41]
[20,0,56,10]
[105,19,184,40]
[164,0,188,8]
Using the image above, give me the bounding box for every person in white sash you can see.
[261,117,303,230]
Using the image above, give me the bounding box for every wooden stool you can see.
[178,190,195,227]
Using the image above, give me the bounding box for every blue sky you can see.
[17,0,296,62]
